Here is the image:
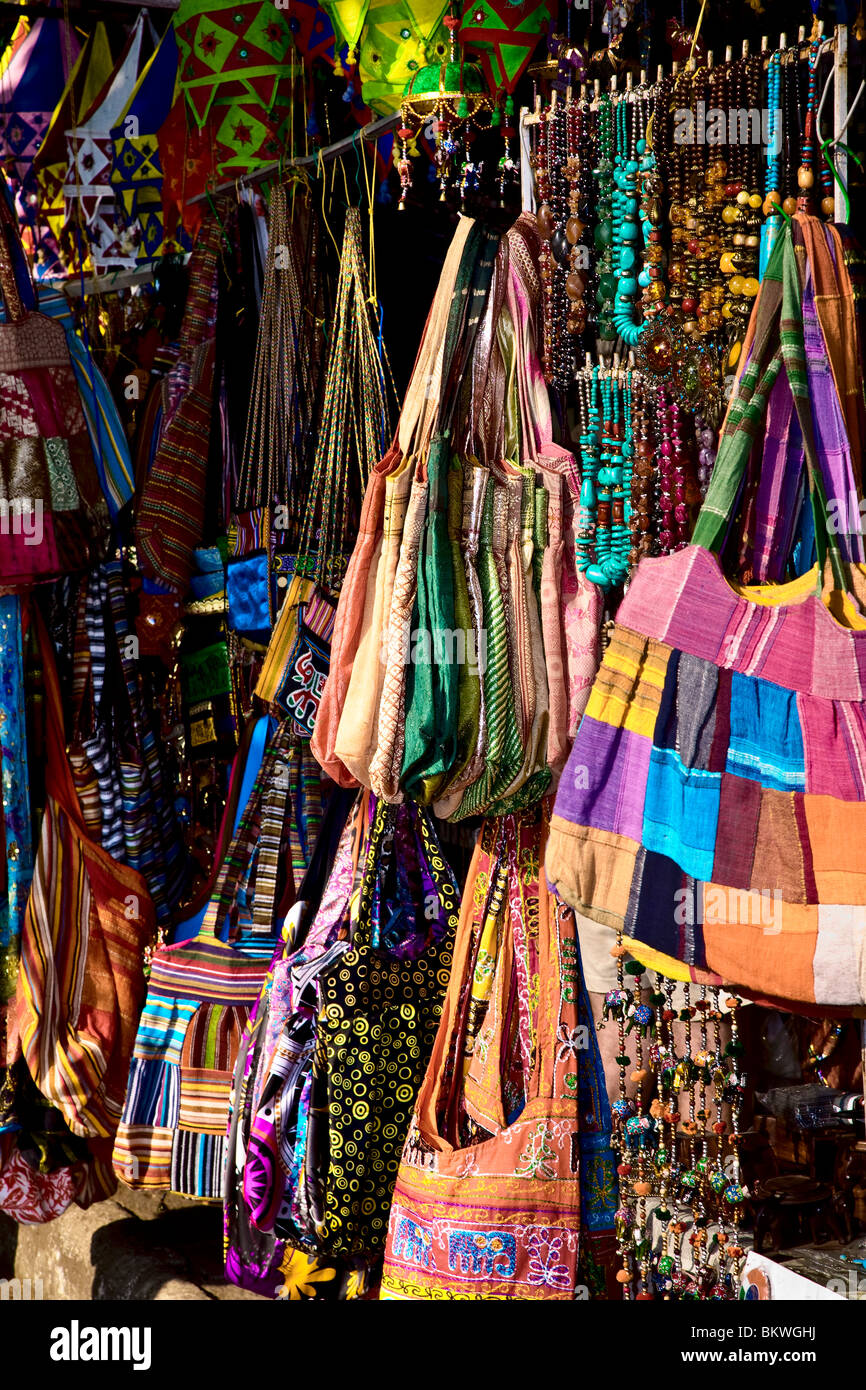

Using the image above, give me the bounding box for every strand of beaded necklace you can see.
[722,993,746,1287]
[594,88,617,342]
[579,94,599,337]
[798,19,823,211]
[761,49,784,276]
[656,386,675,552]
[611,86,646,347]
[563,95,589,339]
[667,66,690,330]
[651,972,675,1298]
[590,368,615,584]
[609,931,636,1297]
[680,62,703,342]
[535,106,555,380]
[617,368,634,577]
[783,43,804,216]
[630,374,654,565]
[709,989,734,1294]
[575,365,599,573]
[638,77,666,322]
[550,98,575,391]
[586,369,616,586]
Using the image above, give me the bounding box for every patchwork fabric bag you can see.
[547,218,866,1011]
[381,812,615,1300]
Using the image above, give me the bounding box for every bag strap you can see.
[199,719,298,943]
[692,227,845,592]
[402,215,476,458]
[29,602,88,827]
[0,185,35,324]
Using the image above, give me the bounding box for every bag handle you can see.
[29,602,89,828]
[400,215,476,459]
[416,812,560,1153]
[692,227,846,593]
[197,720,297,944]
[0,182,35,324]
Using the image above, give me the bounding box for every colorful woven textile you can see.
[36,287,135,519]
[112,930,270,1194]
[547,546,866,1008]
[381,813,587,1300]
[547,223,866,1010]
[0,307,110,584]
[0,598,32,1056]
[14,610,153,1141]
[110,22,185,266]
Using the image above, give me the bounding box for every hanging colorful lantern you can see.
[356,0,451,115]
[0,12,80,266]
[173,0,297,171]
[32,22,115,272]
[459,0,554,93]
[111,22,186,266]
[398,12,492,206]
[62,13,152,273]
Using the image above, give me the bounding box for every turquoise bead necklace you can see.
[577,364,634,590]
[611,89,647,348]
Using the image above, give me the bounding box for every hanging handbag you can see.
[112,723,295,1195]
[368,219,476,803]
[14,605,154,1142]
[317,220,466,789]
[381,812,609,1300]
[0,196,110,585]
[547,219,866,1010]
[254,794,458,1261]
[223,786,357,1297]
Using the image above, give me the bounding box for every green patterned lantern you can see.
[459,0,555,94]
[397,14,491,205]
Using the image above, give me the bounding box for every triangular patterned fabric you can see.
[459,0,553,93]
[32,22,115,264]
[0,13,79,270]
[288,0,336,68]
[174,0,295,130]
[110,22,188,264]
[356,0,450,115]
[62,13,152,272]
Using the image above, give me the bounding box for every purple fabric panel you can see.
[802,259,864,563]
[750,368,803,583]
[798,693,866,799]
[807,608,865,702]
[556,715,651,842]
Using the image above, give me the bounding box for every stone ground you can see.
[0,1185,267,1300]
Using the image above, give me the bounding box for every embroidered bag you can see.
[380,812,587,1300]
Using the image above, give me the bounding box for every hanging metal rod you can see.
[187,110,402,205]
